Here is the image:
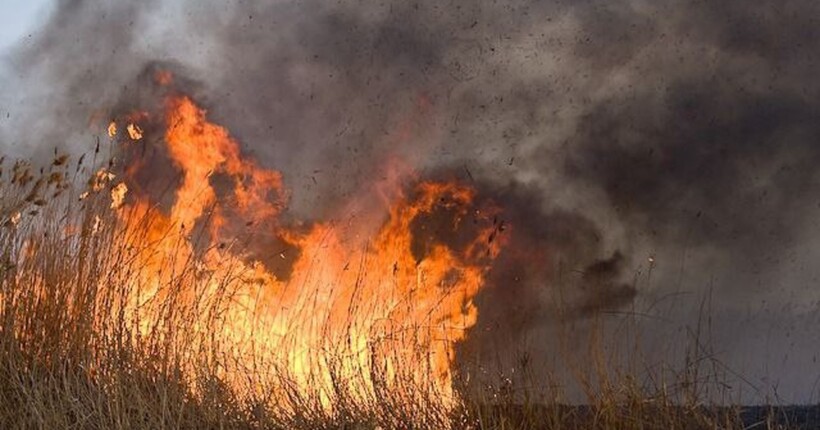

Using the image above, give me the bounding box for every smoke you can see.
[3,0,820,402]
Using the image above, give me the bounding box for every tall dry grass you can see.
[0,153,798,429]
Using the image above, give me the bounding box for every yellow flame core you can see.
[115,95,505,410]
[127,123,144,140]
[110,183,128,209]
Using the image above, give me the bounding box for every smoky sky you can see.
[3,0,820,402]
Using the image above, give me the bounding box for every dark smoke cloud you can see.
[3,0,820,402]
[553,1,820,306]
[566,84,818,269]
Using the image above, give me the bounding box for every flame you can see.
[110,182,128,209]
[112,94,506,409]
[126,123,143,140]
[89,168,115,192]
[7,212,21,227]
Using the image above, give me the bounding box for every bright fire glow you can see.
[127,123,144,140]
[109,91,506,410]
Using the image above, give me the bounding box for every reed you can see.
[0,153,796,429]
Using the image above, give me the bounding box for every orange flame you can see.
[114,94,506,408]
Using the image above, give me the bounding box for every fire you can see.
[162,96,286,233]
[109,92,506,409]
[126,123,143,140]
[109,182,128,209]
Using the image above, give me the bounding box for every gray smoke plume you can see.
[3,0,820,402]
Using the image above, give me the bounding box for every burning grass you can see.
[0,99,804,428]
[0,152,463,428]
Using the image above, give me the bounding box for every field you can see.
[0,149,815,430]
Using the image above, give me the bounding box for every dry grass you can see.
[0,153,804,429]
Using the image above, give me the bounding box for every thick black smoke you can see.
[562,1,820,276]
[3,0,820,402]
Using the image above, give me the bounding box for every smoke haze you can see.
[3,0,820,403]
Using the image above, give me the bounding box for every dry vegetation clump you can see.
[0,153,799,429]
